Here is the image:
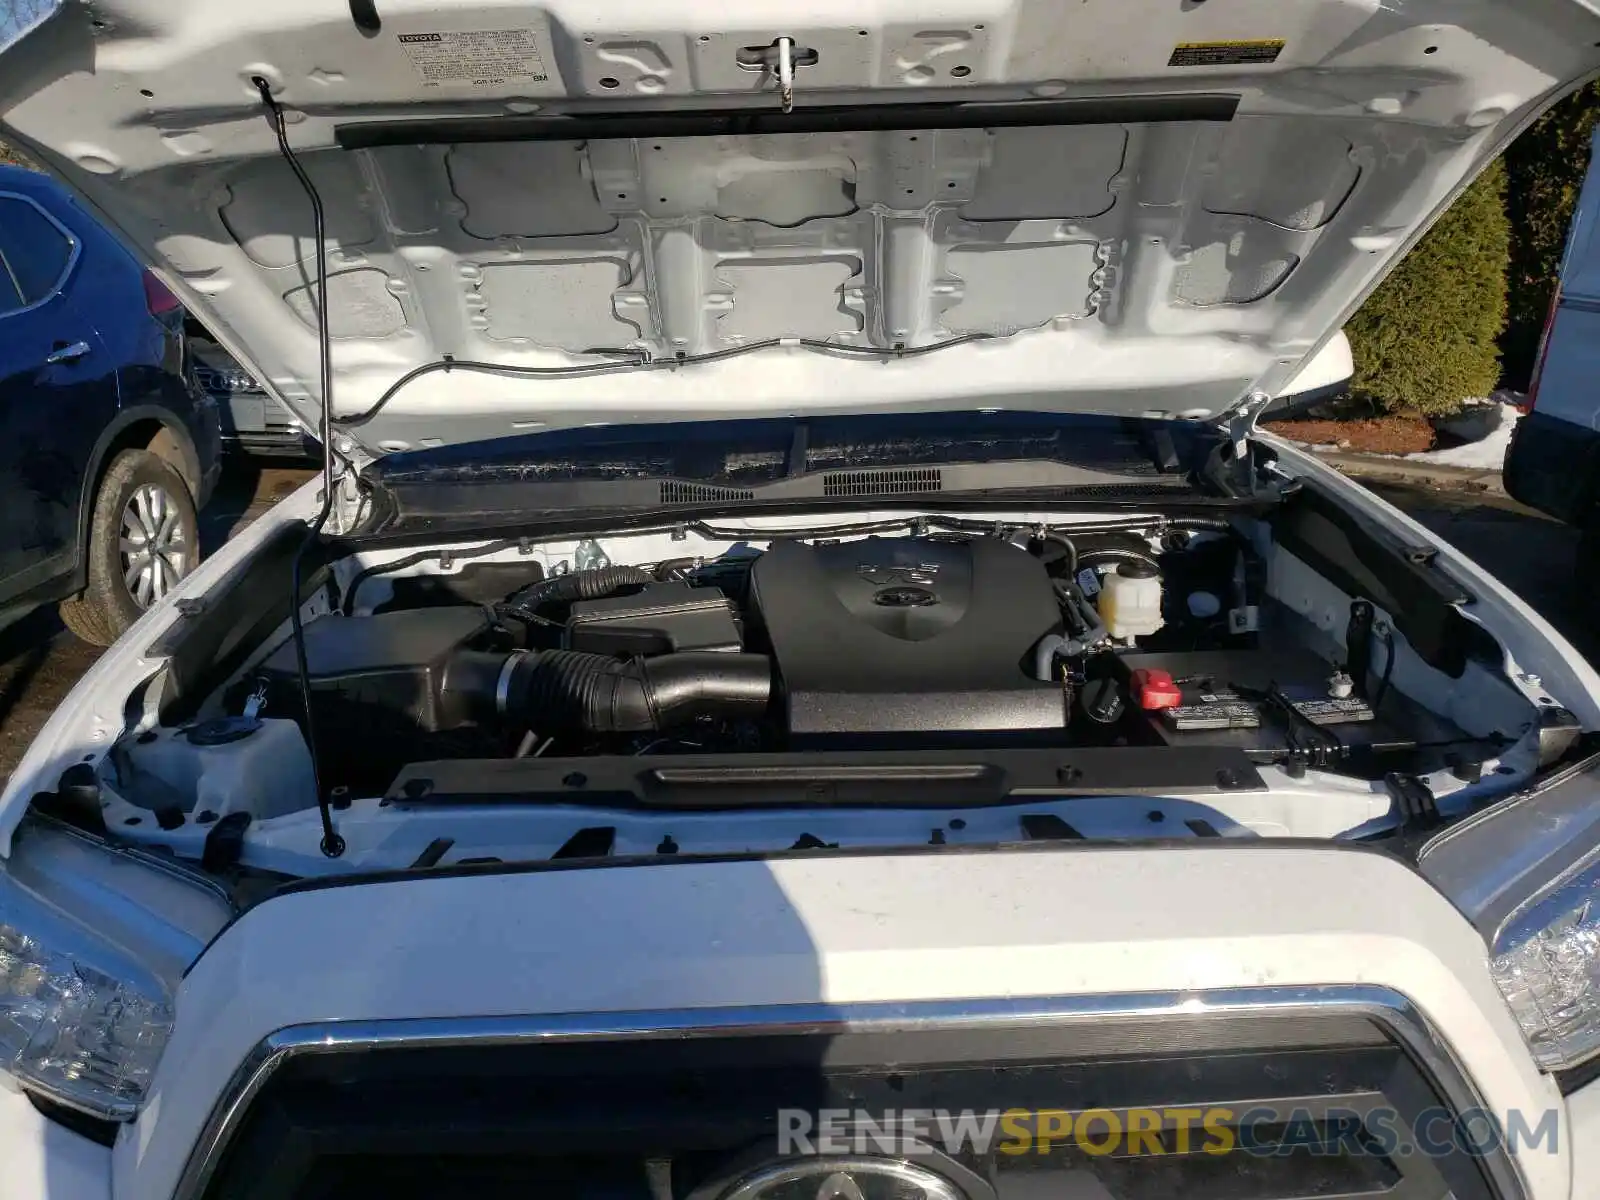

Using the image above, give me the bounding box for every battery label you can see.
[1293,698,1376,726]
[1163,702,1262,731]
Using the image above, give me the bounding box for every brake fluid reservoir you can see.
[1097,561,1164,641]
[127,717,316,822]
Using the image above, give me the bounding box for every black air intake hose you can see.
[447,650,772,733]
[506,565,654,613]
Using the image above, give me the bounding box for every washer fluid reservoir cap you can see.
[186,716,263,746]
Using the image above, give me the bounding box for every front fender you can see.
[0,477,321,854]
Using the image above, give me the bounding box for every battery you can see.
[1160,695,1375,732]
[1113,648,1414,758]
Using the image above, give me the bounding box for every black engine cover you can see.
[748,536,1064,739]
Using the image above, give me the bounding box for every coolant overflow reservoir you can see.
[1097,561,1164,641]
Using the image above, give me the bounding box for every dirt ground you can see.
[0,463,1589,787]
[1262,413,1438,455]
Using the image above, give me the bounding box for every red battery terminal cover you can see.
[1129,667,1183,710]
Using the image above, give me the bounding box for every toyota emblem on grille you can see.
[718,1158,967,1200]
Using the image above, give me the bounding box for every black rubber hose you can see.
[1372,627,1398,711]
[1039,532,1078,576]
[506,565,654,613]
[653,557,700,581]
[448,649,772,733]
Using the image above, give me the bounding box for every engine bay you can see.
[87,496,1579,878]
[272,524,1452,771]
[254,524,1469,781]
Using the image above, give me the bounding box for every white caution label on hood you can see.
[397,29,549,87]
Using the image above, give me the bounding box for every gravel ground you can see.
[0,466,1588,786]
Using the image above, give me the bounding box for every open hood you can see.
[3,0,1598,458]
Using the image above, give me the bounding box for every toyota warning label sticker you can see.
[1168,39,1285,67]
[397,29,548,86]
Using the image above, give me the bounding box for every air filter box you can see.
[256,609,492,789]
[564,582,742,656]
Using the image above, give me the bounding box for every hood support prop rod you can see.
[253,76,346,858]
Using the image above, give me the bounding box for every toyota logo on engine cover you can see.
[718,1158,967,1200]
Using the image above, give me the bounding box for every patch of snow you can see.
[1406,394,1524,469]
[1433,389,1525,442]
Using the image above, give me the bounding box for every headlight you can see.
[1489,853,1600,1070]
[0,873,173,1120]
[1422,752,1600,1074]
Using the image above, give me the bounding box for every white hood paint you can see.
[2,0,1598,456]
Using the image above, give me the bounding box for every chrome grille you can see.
[182,989,1517,1200]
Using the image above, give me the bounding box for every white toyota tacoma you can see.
[4,0,1600,1197]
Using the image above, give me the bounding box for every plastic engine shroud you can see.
[748,536,1065,739]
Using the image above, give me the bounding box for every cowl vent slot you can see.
[659,482,756,504]
[822,468,942,497]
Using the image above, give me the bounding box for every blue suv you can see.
[0,164,220,645]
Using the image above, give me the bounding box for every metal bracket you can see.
[575,537,611,570]
[1228,390,1272,461]
[1536,705,1583,767]
[242,682,269,721]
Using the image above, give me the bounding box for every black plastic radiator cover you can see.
[383,746,1266,809]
